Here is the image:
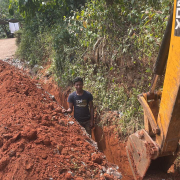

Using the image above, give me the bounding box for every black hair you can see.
[73,77,83,84]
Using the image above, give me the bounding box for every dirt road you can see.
[0,38,17,60]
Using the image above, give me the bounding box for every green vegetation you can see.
[6,0,174,135]
[0,0,22,38]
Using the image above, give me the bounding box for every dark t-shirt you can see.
[68,90,93,122]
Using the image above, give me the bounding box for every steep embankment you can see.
[0,60,122,180]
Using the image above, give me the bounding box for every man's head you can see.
[73,77,83,92]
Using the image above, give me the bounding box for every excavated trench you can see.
[2,58,180,180]
[50,85,180,180]
[54,88,180,180]
[92,126,133,180]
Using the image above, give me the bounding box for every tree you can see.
[9,0,87,21]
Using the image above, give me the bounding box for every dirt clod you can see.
[8,149,16,157]
[0,157,10,171]
[65,172,74,180]
[43,136,51,146]
[22,129,37,140]
[103,173,114,180]
[92,153,103,164]
[0,137,3,147]
[25,161,34,170]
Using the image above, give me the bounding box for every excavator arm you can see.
[126,0,180,179]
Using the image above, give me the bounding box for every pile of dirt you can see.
[0,60,122,180]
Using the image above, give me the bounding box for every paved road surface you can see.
[0,38,17,60]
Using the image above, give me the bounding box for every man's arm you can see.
[62,102,73,113]
[89,101,94,128]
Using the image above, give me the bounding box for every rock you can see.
[43,136,51,146]
[55,107,62,113]
[68,121,74,125]
[25,161,34,170]
[26,130,37,140]
[57,144,64,154]
[103,173,114,180]
[61,147,68,155]
[22,129,37,140]
[65,172,73,180]
[51,116,58,121]
[91,153,103,164]
[112,171,122,179]
[41,153,48,159]
[59,120,66,126]
[102,166,106,173]
[18,141,25,152]
[8,149,16,157]
[106,167,122,179]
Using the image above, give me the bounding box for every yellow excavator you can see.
[126,0,180,179]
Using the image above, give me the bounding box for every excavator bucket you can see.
[126,129,159,180]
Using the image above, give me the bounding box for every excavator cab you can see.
[126,0,180,179]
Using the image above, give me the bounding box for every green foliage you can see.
[16,0,173,135]
[54,58,144,135]
[14,29,22,45]
[65,0,173,63]
[16,26,53,65]
[9,0,86,20]
[52,22,79,73]
[15,0,87,64]
[0,0,22,38]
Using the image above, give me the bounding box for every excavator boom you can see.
[126,0,180,179]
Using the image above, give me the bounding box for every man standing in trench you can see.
[62,77,94,135]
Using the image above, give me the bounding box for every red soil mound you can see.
[0,60,121,180]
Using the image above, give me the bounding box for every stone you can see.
[22,129,37,140]
[8,149,16,157]
[57,144,64,154]
[91,153,103,164]
[25,162,34,170]
[43,136,51,146]
[65,172,73,180]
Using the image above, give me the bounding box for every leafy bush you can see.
[16,0,173,135]
[17,26,53,65]
[14,29,23,45]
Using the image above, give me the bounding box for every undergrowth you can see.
[15,0,173,135]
